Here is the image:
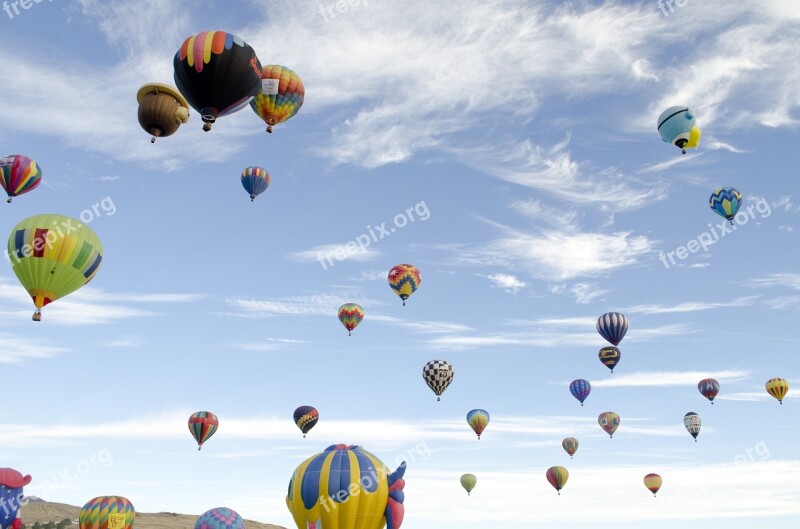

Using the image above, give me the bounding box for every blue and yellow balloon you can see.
[658,106,701,154]
[709,187,742,225]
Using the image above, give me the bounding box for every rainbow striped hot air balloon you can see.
[766,378,789,404]
[286,444,406,529]
[195,508,243,529]
[7,214,103,321]
[188,411,219,450]
[293,405,319,438]
[0,155,42,203]
[241,166,270,202]
[467,409,490,440]
[643,473,662,497]
[388,264,420,306]
[338,303,364,336]
[251,65,305,133]
[79,497,135,529]
[546,466,569,495]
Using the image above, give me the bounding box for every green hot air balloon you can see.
[460,473,477,495]
[7,214,103,321]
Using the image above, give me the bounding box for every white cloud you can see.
[481,273,528,293]
[591,370,750,388]
[624,297,759,315]
[289,243,381,265]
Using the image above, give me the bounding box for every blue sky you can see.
[1,0,799,528]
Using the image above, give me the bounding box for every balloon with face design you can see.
[0,468,32,529]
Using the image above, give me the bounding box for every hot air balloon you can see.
[766,378,789,404]
[709,187,742,225]
[643,473,662,497]
[293,405,319,438]
[0,468,31,529]
[136,83,190,143]
[173,31,262,132]
[251,65,305,133]
[195,508,243,529]
[460,473,477,495]
[188,411,218,450]
[338,303,364,336]
[422,359,454,401]
[388,264,420,306]
[546,466,569,495]
[698,378,720,404]
[467,409,490,440]
[657,106,701,154]
[286,444,406,529]
[562,437,579,459]
[241,166,270,202]
[79,497,135,529]
[0,155,42,203]
[569,379,591,406]
[597,312,628,346]
[7,214,103,321]
[598,412,620,438]
[598,346,621,373]
[684,412,701,442]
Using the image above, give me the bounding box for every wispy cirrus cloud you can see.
[591,370,750,388]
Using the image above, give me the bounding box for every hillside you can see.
[20,501,287,529]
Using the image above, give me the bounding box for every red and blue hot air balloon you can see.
[698,378,720,404]
[569,379,591,406]
[173,31,262,131]
[0,468,31,529]
[597,312,628,346]
[188,411,219,450]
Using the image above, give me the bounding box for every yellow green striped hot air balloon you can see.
[79,496,135,529]
[338,303,364,336]
[460,473,477,495]
[7,214,103,321]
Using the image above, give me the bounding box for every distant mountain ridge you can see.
[21,501,286,529]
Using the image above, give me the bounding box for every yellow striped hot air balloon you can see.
[643,473,662,497]
[79,496,135,529]
[546,466,569,495]
[765,378,789,404]
[7,214,103,321]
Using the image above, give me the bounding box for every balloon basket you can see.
[6,198,11,203]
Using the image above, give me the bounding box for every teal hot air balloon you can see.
[709,187,742,225]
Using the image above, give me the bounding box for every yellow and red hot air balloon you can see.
[338,303,364,336]
[189,411,219,450]
[250,65,304,133]
[562,437,579,459]
[765,378,789,404]
[79,497,135,529]
[388,264,420,306]
[467,409,489,440]
[7,214,103,321]
[644,473,662,497]
[546,466,569,495]
[598,411,620,438]
[0,155,42,203]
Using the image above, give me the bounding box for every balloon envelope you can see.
[658,106,701,153]
[698,378,720,403]
[188,411,218,449]
[562,437,579,458]
[173,31,262,130]
[598,346,621,372]
[460,473,477,495]
[422,359,454,401]
[0,468,32,529]
[598,412,620,437]
[251,65,305,132]
[241,166,270,201]
[684,412,701,441]
[79,497,135,529]
[546,466,569,494]
[569,379,591,405]
[388,264,421,305]
[0,155,42,203]
[766,378,789,404]
[643,473,662,496]
[293,405,319,436]
[709,187,742,222]
[286,444,406,529]
[467,409,490,439]
[7,214,103,320]
[597,312,628,346]
[136,83,189,142]
[194,508,244,529]
[338,303,364,335]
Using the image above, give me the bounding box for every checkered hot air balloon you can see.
[422,360,454,401]
[194,508,243,529]
[388,264,420,306]
[338,303,364,336]
[188,411,219,450]
[569,379,591,406]
[79,496,135,529]
[684,412,701,442]
[698,378,720,404]
[0,155,41,203]
[597,312,628,346]
[709,187,742,225]
[293,405,319,438]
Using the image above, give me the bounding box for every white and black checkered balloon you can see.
[422,360,454,401]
